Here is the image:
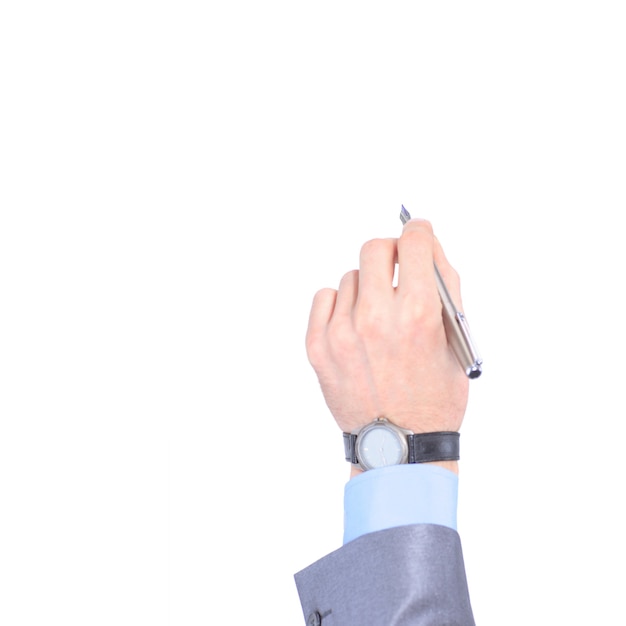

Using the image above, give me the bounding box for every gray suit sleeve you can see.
[294,524,475,626]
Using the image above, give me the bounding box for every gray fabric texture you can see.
[295,524,475,626]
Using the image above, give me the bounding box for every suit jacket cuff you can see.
[295,524,475,626]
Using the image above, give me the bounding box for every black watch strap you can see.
[407,432,460,463]
[343,431,460,465]
[343,433,358,464]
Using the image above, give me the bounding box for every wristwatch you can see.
[343,417,460,471]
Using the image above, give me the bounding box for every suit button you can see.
[307,611,322,626]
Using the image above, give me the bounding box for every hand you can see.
[306,219,469,471]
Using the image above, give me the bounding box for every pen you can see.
[399,205,483,379]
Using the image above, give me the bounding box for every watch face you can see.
[357,425,406,469]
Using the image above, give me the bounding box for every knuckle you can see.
[399,222,434,248]
[359,237,386,260]
[305,329,327,366]
[399,300,441,334]
[399,228,430,249]
[327,319,358,355]
[353,307,387,340]
[312,286,335,304]
[339,269,358,287]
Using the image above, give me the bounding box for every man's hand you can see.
[306,219,469,473]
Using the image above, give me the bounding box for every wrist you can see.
[344,419,460,473]
[350,459,458,479]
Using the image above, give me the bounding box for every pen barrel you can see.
[444,311,482,378]
[434,264,482,379]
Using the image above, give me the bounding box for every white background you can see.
[1,1,625,624]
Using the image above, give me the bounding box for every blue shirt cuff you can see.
[343,464,459,544]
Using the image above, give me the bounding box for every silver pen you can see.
[400,205,483,379]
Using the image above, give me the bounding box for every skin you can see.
[305,218,469,477]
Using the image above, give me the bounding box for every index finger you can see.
[396,219,439,308]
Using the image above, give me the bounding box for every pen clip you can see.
[455,311,482,378]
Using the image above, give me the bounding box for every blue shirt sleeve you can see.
[343,464,459,544]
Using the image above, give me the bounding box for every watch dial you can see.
[359,426,404,468]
